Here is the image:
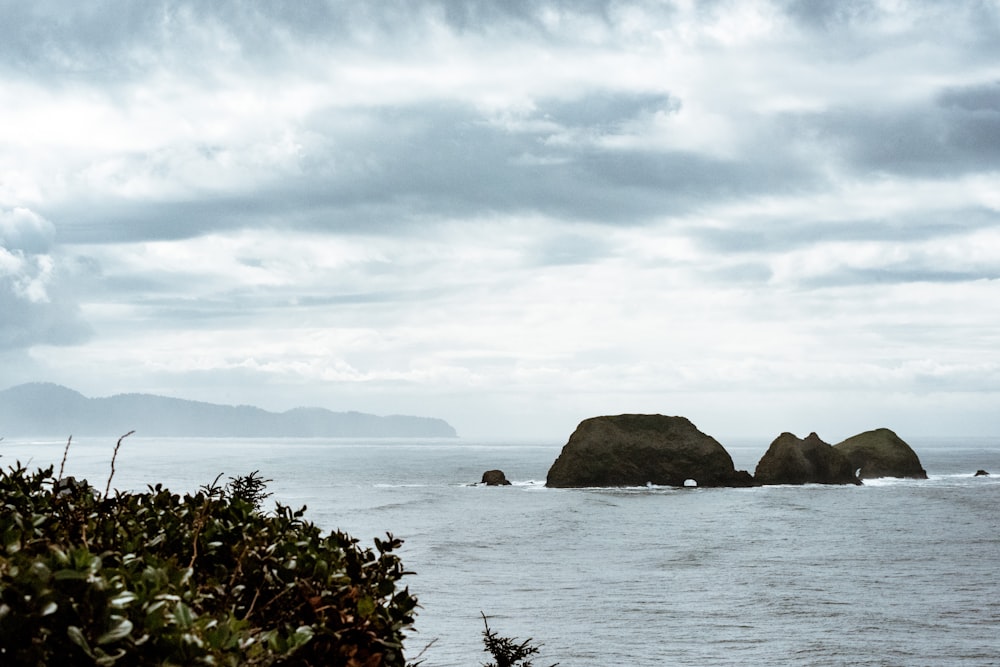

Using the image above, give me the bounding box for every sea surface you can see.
[3,435,999,666]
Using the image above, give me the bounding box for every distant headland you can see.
[0,383,458,438]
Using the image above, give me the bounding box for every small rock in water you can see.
[481,469,512,486]
[974,469,990,477]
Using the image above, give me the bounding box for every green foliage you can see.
[225,470,273,512]
[480,613,558,667]
[0,463,418,666]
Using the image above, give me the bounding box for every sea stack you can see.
[481,470,512,486]
[833,428,927,479]
[754,432,861,485]
[545,414,755,488]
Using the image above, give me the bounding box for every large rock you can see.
[754,432,861,485]
[833,428,927,479]
[545,414,755,488]
[481,470,512,486]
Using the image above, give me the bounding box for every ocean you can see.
[3,435,999,666]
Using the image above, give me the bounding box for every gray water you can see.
[4,436,999,666]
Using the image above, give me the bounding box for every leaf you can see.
[5,538,21,554]
[67,625,93,655]
[289,625,314,651]
[174,601,195,629]
[110,591,137,608]
[97,617,134,645]
[95,648,127,666]
[54,569,90,580]
[357,596,376,619]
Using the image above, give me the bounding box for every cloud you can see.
[42,95,824,245]
[9,0,994,247]
[1,208,90,350]
[0,207,55,253]
[2,0,1000,436]
[0,2,797,243]
[798,97,1000,178]
[781,0,880,30]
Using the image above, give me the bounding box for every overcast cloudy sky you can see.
[2,0,998,440]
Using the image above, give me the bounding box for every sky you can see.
[1,0,999,441]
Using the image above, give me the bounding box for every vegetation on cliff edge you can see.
[0,461,417,666]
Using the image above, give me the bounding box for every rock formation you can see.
[974,469,990,477]
[481,470,512,486]
[754,432,861,485]
[545,414,755,488]
[833,428,927,479]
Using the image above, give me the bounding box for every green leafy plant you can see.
[225,470,274,511]
[0,461,419,666]
[481,612,558,667]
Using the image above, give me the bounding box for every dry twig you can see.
[58,435,72,479]
[105,430,135,498]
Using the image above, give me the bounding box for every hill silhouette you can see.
[0,383,457,438]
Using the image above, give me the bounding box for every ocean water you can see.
[3,435,999,666]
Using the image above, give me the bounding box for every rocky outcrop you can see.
[974,469,990,477]
[481,470,512,486]
[754,432,861,485]
[833,428,927,479]
[545,414,755,488]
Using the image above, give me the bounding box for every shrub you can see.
[225,470,273,512]
[0,463,418,666]
[480,613,558,667]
